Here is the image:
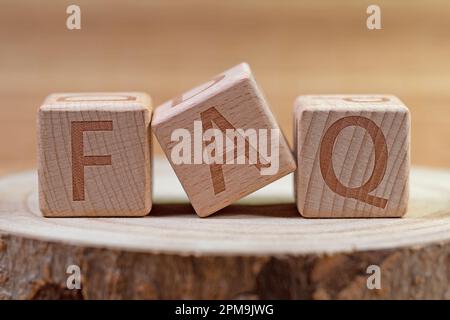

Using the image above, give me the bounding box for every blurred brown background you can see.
[1,0,449,175]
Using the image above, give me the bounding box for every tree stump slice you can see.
[0,159,450,299]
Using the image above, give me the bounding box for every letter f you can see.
[71,121,113,201]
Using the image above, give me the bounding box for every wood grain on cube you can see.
[152,63,296,217]
[294,95,410,218]
[38,92,152,217]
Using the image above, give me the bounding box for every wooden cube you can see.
[152,63,296,217]
[38,92,152,217]
[294,95,410,218]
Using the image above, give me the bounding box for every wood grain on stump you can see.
[0,159,450,299]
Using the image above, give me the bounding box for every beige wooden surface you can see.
[0,0,449,175]
[0,159,450,299]
[1,158,450,255]
[0,158,450,299]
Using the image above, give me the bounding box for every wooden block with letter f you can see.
[38,92,152,217]
[152,63,296,217]
[294,95,410,218]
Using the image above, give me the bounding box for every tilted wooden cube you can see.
[152,63,296,217]
[294,95,410,218]
[38,92,152,217]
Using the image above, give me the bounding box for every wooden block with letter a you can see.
[38,92,152,217]
[294,95,410,218]
[152,63,296,217]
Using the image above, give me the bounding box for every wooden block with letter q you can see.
[294,95,410,218]
[152,63,296,217]
[38,92,152,217]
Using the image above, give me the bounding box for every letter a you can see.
[366,5,381,30]
[66,265,81,290]
[66,5,81,30]
[200,107,270,195]
[366,265,381,290]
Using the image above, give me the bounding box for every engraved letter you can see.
[199,107,270,195]
[71,121,113,201]
[319,116,388,208]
